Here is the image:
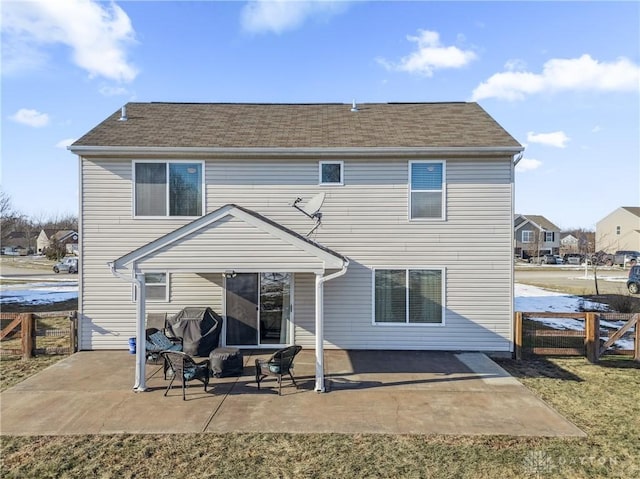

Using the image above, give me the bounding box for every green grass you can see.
[1,356,639,478]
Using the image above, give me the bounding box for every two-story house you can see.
[69,102,523,391]
[596,206,640,252]
[514,214,560,259]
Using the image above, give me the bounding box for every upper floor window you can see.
[544,232,554,242]
[522,230,533,243]
[134,162,203,217]
[409,161,444,220]
[319,161,343,185]
[616,226,621,235]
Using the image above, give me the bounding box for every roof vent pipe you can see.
[350,99,358,112]
[119,105,127,121]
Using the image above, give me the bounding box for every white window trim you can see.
[318,160,344,186]
[132,160,205,219]
[408,160,446,221]
[544,231,554,242]
[371,267,446,327]
[522,230,533,243]
[132,271,170,303]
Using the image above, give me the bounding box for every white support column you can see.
[133,273,147,392]
[314,272,325,392]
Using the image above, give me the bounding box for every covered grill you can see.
[167,307,222,357]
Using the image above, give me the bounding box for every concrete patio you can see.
[0,350,585,437]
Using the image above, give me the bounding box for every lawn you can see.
[1,355,638,478]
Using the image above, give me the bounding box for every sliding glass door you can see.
[225,273,291,347]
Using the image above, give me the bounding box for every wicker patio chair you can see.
[161,351,210,400]
[255,345,303,395]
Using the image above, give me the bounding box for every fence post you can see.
[514,312,523,360]
[21,313,34,360]
[69,311,77,353]
[635,316,640,363]
[585,312,600,363]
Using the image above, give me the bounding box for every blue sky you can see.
[1,0,639,229]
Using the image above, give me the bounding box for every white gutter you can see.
[69,145,525,158]
[314,259,349,392]
[107,262,147,392]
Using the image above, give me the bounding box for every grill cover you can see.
[168,307,222,357]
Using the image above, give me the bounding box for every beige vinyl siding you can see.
[81,156,513,351]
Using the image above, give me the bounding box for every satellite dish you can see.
[292,192,326,236]
[292,192,325,219]
[302,192,325,217]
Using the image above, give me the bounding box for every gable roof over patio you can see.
[111,204,347,274]
[110,204,348,394]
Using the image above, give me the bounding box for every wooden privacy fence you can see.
[0,311,77,359]
[514,312,640,362]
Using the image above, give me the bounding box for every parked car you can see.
[53,257,78,274]
[529,254,556,265]
[563,253,584,265]
[554,255,564,265]
[627,265,640,294]
[613,250,639,267]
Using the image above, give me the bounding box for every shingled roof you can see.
[71,102,522,150]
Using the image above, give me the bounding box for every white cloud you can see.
[527,131,570,148]
[472,54,640,101]
[99,86,129,96]
[377,29,477,77]
[516,158,542,172]
[591,125,602,133]
[240,0,348,34]
[56,138,76,149]
[10,108,50,127]
[1,0,138,82]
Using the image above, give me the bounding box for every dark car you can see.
[628,265,640,294]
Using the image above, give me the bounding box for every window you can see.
[522,230,533,243]
[409,161,444,219]
[616,226,621,235]
[374,269,444,324]
[319,161,343,185]
[134,162,203,217]
[134,272,168,302]
[544,232,554,242]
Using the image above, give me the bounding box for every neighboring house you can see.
[1,231,32,251]
[514,214,561,257]
[559,231,594,256]
[69,102,523,391]
[36,229,56,254]
[596,206,640,252]
[560,234,579,254]
[37,229,79,255]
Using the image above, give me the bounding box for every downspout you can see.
[314,259,349,392]
[108,262,147,392]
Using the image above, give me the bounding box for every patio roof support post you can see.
[314,260,350,393]
[314,273,325,392]
[133,273,147,392]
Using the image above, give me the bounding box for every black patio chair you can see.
[161,351,210,400]
[255,345,303,395]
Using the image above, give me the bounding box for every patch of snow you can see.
[0,282,78,305]
[514,283,607,312]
